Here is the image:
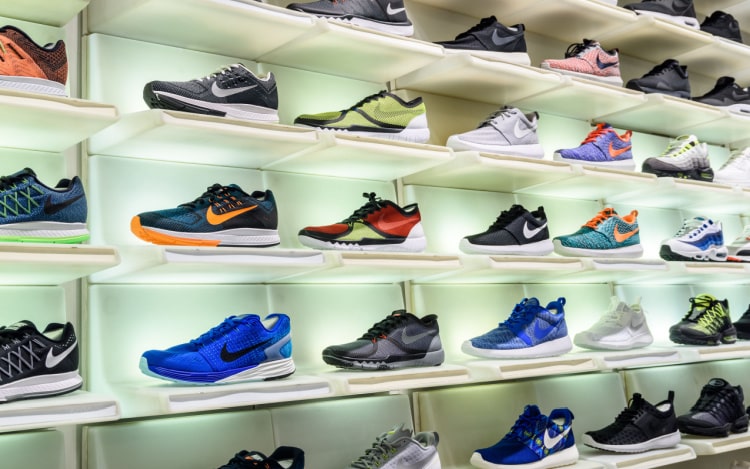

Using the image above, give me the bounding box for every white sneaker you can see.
[446,106,544,158]
[574,296,654,350]
[715,147,750,188]
[728,225,750,262]
[659,216,728,262]
[641,135,714,182]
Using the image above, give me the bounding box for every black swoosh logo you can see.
[220,338,273,362]
[44,194,84,215]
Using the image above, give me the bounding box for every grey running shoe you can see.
[435,16,529,65]
[286,0,413,36]
[622,0,699,29]
[641,135,713,181]
[346,424,441,469]
[574,296,654,351]
[446,106,544,158]
[626,59,690,99]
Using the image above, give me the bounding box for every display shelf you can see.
[0,243,119,285]
[676,341,750,363]
[320,364,470,395]
[676,37,750,84]
[519,165,658,202]
[0,391,119,434]
[661,262,750,285]
[681,432,750,456]
[573,259,669,285]
[465,353,598,382]
[578,444,696,469]
[422,255,586,285]
[678,109,750,148]
[0,0,88,26]
[592,347,682,370]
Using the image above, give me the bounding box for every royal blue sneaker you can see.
[470,405,578,469]
[553,123,635,170]
[553,207,643,258]
[140,314,294,384]
[462,298,572,359]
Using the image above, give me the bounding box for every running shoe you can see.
[286,0,413,36]
[0,25,67,96]
[669,294,736,346]
[583,391,680,453]
[298,192,425,252]
[715,147,750,187]
[346,423,440,469]
[322,310,444,370]
[0,168,89,244]
[660,216,728,262]
[130,184,279,247]
[470,405,578,469]
[553,208,643,258]
[143,64,279,122]
[553,123,634,170]
[678,378,748,437]
[574,296,654,351]
[140,314,294,384]
[462,297,572,359]
[701,11,742,42]
[446,106,544,158]
[293,90,429,143]
[733,303,750,339]
[540,39,622,86]
[435,16,530,65]
[459,204,553,256]
[626,59,690,99]
[622,0,699,29]
[641,135,713,181]
[0,321,81,402]
[217,447,304,469]
[727,225,750,262]
[693,76,750,113]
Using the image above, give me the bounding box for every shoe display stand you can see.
[0,0,88,27]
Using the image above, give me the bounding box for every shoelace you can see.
[189,316,242,347]
[720,149,750,170]
[502,300,538,331]
[487,205,524,230]
[346,91,389,112]
[583,209,615,229]
[199,64,240,83]
[682,297,723,328]
[580,123,612,145]
[180,184,229,209]
[0,170,30,193]
[643,60,677,77]
[455,16,496,40]
[610,394,646,430]
[342,192,387,224]
[351,434,398,469]
[672,218,705,237]
[479,107,514,127]
[659,136,695,158]
[690,387,739,419]
[685,220,714,240]
[507,409,543,441]
[564,39,596,58]
[359,312,409,342]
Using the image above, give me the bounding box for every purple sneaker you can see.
[553,123,635,170]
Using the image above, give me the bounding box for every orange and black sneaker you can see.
[130,184,279,247]
[0,25,67,96]
[298,192,426,252]
[553,207,643,258]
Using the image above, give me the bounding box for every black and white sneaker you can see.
[435,16,529,65]
[583,392,680,453]
[626,59,691,99]
[622,0,699,29]
[143,64,279,122]
[0,320,81,402]
[701,11,742,43]
[678,378,749,437]
[459,204,553,256]
[286,0,413,36]
[693,76,750,114]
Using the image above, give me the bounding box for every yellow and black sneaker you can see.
[669,294,737,346]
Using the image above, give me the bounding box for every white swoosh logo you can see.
[523,221,546,239]
[211,82,257,98]
[543,426,570,449]
[513,121,534,139]
[386,3,406,14]
[45,341,77,368]
[401,329,434,344]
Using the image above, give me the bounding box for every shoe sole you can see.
[461,335,572,359]
[581,430,680,453]
[540,63,623,87]
[131,216,280,247]
[630,10,700,29]
[678,413,749,437]
[443,48,531,66]
[459,238,553,256]
[322,349,444,370]
[626,83,690,99]
[0,76,66,96]
[0,221,89,244]
[446,135,544,159]
[144,87,279,123]
[296,113,430,144]
[140,357,296,384]
[552,239,643,258]
[0,371,82,402]
[669,326,737,346]
[470,444,578,469]
[641,165,714,182]
[287,10,414,36]
[298,223,426,252]
[552,152,636,171]
[659,244,728,262]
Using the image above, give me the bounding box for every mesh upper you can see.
[0,26,67,84]
[469,298,568,350]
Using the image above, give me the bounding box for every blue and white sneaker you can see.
[470,405,578,469]
[553,123,635,170]
[140,314,294,384]
[659,216,728,262]
[553,207,643,258]
[462,298,572,359]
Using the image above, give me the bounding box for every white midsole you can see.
[0,371,82,401]
[553,239,643,258]
[553,152,635,170]
[299,222,426,252]
[0,76,66,96]
[582,430,681,453]
[459,238,553,255]
[154,90,279,122]
[462,335,572,359]
[144,226,280,246]
[447,135,544,159]
[540,63,623,86]
[470,444,578,469]
[632,10,700,29]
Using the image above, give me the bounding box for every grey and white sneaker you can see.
[574,296,654,351]
[446,106,544,158]
[287,0,414,36]
[715,147,750,187]
[727,225,750,262]
[641,135,714,182]
[347,424,441,469]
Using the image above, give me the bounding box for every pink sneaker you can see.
[541,39,623,86]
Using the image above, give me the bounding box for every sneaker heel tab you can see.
[558,297,566,306]
[668,390,675,403]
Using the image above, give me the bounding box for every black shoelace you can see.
[564,39,596,58]
[179,184,229,209]
[359,311,409,341]
[342,192,387,223]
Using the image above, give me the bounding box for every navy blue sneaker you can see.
[470,405,578,469]
[217,447,304,469]
[462,298,572,359]
[140,314,294,384]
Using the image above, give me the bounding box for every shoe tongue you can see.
[10,168,36,179]
[707,378,730,389]
[715,76,736,88]
[4,320,36,332]
[524,298,540,308]
[602,208,618,217]
[523,404,542,417]
[630,393,644,407]
[384,423,412,443]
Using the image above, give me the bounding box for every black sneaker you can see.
[733,304,750,340]
[217,447,304,469]
[693,76,750,113]
[143,64,279,122]
[286,0,413,36]
[701,11,742,43]
[678,378,749,437]
[322,310,444,370]
[669,294,737,346]
[0,320,81,402]
[435,16,529,65]
[459,204,553,256]
[583,392,680,453]
[622,0,699,29]
[626,59,691,99]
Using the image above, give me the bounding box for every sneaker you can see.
[130,184,280,247]
[470,405,578,469]
[286,0,413,36]
[346,424,440,469]
[322,310,444,370]
[715,148,750,187]
[553,123,634,170]
[731,461,750,469]
[143,64,278,122]
[583,392,679,453]
[298,192,425,252]
[140,314,295,384]
[669,294,737,346]
[574,296,654,351]
[677,378,748,437]
[540,39,623,86]
[0,25,67,96]
[659,216,728,261]
[435,16,530,65]
[0,320,81,402]
[459,204,553,255]
[727,225,750,262]
[626,59,691,99]
[641,135,713,181]
[217,447,304,469]
[693,77,750,113]
[553,208,643,258]
[700,11,742,42]
[462,297,572,359]
[293,90,429,143]
[0,168,89,244]
[733,303,750,339]
[445,106,544,158]
[622,0,699,29]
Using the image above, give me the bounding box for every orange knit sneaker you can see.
[0,25,67,96]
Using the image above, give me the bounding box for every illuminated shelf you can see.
[0,391,119,434]
[0,243,119,285]
[0,0,88,26]
[681,432,750,455]
[425,255,587,284]
[320,364,470,395]
[592,347,682,370]
[578,444,696,469]
[675,341,750,363]
[465,354,598,381]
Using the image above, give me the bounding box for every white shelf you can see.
[681,432,750,455]
[578,443,696,469]
[0,391,119,434]
[0,243,119,285]
[320,364,470,395]
[465,353,598,381]
[0,0,88,26]
[676,341,750,363]
[593,347,682,370]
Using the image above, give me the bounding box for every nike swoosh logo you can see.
[513,121,534,139]
[372,218,412,232]
[211,81,257,98]
[613,226,639,243]
[543,427,571,449]
[44,194,84,215]
[608,142,632,158]
[220,338,273,362]
[386,3,405,14]
[45,341,77,368]
[491,29,518,47]
[596,57,617,69]
[523,221,547,239]
[206,205,257,225]
[534,321,554,339]
[401,329,434,344]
